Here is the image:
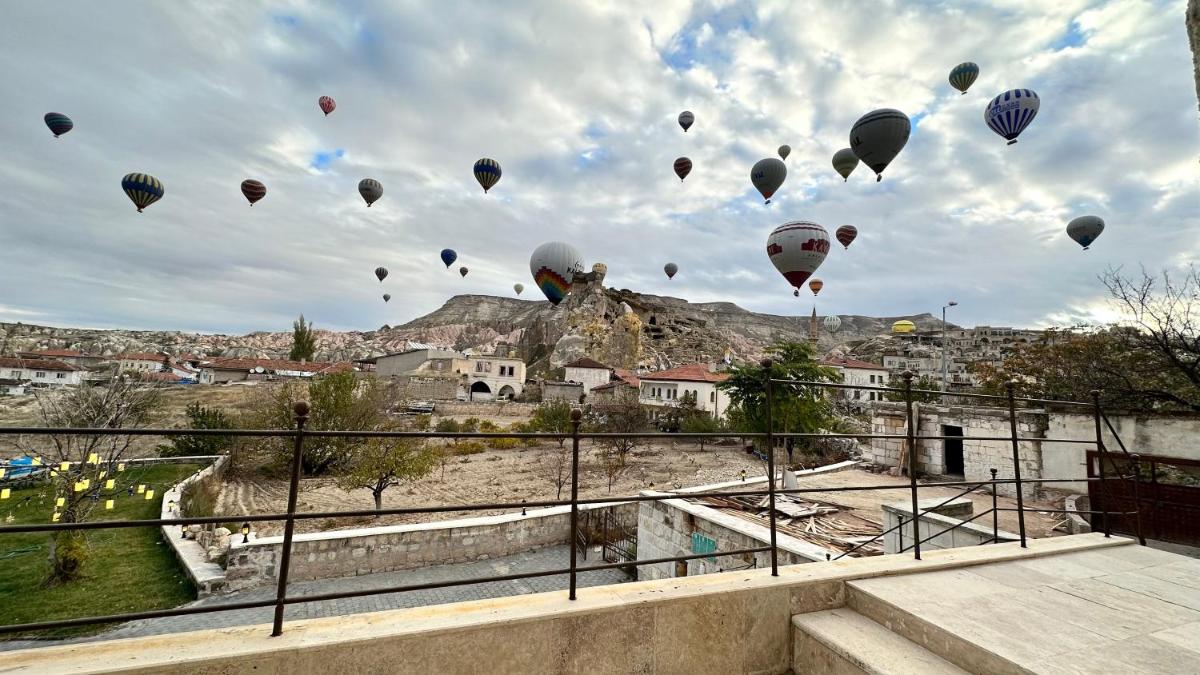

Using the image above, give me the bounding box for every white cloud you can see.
[0,0,1195,335]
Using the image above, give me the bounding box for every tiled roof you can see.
[563,357,610,370]
[139,372,183,383]
[117,352,169,362]
[822,357,885,370]
[640,364,729,383]
[18,349,84,358]
[0,357,79,372]
[611,368,640,386]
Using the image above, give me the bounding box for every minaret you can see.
[809,306,819,346]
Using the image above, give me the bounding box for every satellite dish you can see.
[253,366,265,374]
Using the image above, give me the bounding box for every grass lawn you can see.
[0,463,200,638]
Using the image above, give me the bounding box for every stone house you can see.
[16,349,105,369]
[822,357,889,403]
[373,348,526,401]
[590,369,640,404]
[197,358,349,384]
[639,364,730,420]
[562,357,612,393]
[0,356,85,393]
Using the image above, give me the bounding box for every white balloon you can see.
[529,242,584,305]
[767,221,830,292]
[823,315,842,333]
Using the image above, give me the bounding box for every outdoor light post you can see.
[941,300,958,391]
[241,522,250,543]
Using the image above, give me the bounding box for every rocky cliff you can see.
[0,273,948,374]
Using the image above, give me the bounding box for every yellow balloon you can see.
[891,320,917,334]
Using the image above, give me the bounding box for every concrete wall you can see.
[158,455,228,596]
[1043,411,1200,492]
[543,381,584,402]
[881,497,1019,554]
[564,365,610,393]
[224,502,636,592]
[6,534,1129,674]
[392,375,459,401]
[433,400,538,418]
[636,495,832,581]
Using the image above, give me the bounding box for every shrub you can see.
[479,420,498,432]
[459,417,481,433]
[453,441,486,455]
[160,402,234,457]
[486,437,520,450]
[435,418,461,433]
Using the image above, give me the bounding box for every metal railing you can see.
[0,368,1146,638]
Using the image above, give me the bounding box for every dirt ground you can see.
[217,439,769,536]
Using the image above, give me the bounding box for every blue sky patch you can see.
[310,149,345,171]
[1051,21,1087,50]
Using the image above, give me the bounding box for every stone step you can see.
[846,581,1028,675]
[792,608,969,675]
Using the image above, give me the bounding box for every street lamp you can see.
[941,301,958,391]
[240,522,251,543]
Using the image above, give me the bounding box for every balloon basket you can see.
[1007,139,1018,145]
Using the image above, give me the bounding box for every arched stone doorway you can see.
[498,385,515,400]
[469,380,492,401]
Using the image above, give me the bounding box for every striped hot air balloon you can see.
[240,179,266,206]
[359,179,383,207]
[778,145,791,161]
[529,241,584,305]
[835,225,858,249]
[474,158,502,193]
[664,262,678,279]
[673,157,692,181]
[678,111,694,132]
[949,62,979,94]
[375,267,388,282]
[985,89,1039,145]
[121,173,164,213]
[318,96,336,116]
[44,112,73,138]
[823,315,842,334]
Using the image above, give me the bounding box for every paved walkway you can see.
[2,545,629,652]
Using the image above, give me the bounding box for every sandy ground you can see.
[217,440,769,536]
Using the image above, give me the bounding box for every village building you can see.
[373,347,526,401]
[16,349,105,369]
[590,368,640,403]
[638,364,730,420]
[0,356,85,393]
[114,352,172,375]
[562,357,612,392]
[197,358,350,384]
[821,357,890,403]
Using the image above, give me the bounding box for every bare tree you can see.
[34,378,163,583]
[597,446,627,494]
[538,444,571,499]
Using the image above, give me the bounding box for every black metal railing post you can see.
[903,371,921,560]
[1091,390,1112,538]
[763,359,778,576]
[1129,453,1146,546]
[1005,382,1027,548]
[568,408,582,600]
[990,468,998,543]
[271,400,309,637]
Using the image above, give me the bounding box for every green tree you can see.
[883,374,941,403]
[587,398,648,465]
[718,342,840,453]
[160,402,234,457]
[289,314,316,362]
[243,371,391,475]
[32,379,163,584]
[335,437,437,513]
[680,411,722,450]
[531,400,573,447]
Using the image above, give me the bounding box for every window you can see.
[709,391,715,403]
[869,374,875,383]
[56,373,66,379]
[8,370,18,378]
[35,371,46,378]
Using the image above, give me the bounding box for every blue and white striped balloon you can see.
[985,89,1039,145]
[473,158,502,193]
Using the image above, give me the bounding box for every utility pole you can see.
[941,301,958,391]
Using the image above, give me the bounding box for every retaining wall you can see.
[433,401,538,417]
[157,455,228,596]
[881,497,1019,554]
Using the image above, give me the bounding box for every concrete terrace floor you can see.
[1,545,629,652]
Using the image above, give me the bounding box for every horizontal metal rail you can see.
[898,508,997,554]
[833,480,989,560]
[769,378,1095,407]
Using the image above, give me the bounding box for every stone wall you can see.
[159,455,228,596]
[881,497,1019,554]
[636,495,831,581]
[433,400,538,418]
[224,501,635,592]
[393,376,458,401]
[869,403,1044,498]
[542,381,585,402]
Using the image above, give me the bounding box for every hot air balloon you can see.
[823,315,842,334]
[439,249,457,268]
[664,263,678,280]
[1066,216,1105,250]
[383,293,391,303]
[835,225,858,249]
[359,179,383,207]
[832,148,859,182]
[121,173,164,213]
[985,89,1039,145]
[44,112,73,138]
[514,283,524,295]
[892,320,916,334]
[678,111,694,132]
[949,62,979,94]
[766,221,830,292]
[849,109,911,181]
[751,158,787,204]
[808,278,824,296]
[459,267,469,278]
[240,179,266,206]
[673,157,692,181]
[778,145,791,161]
[474,158,502,193]
[318,96,336,116]
[375,267,388,282]
[529,241,584,305]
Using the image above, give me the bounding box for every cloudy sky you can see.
[1,0,1196,334]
